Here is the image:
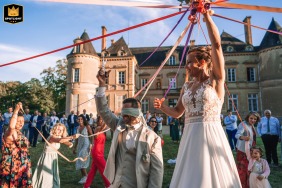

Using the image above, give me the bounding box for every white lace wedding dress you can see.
[169,80,241,188]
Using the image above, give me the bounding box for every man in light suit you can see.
[95,69,163,188]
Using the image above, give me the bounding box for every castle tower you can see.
[65,30,100,116]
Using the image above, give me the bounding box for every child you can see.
[246,146,271,188]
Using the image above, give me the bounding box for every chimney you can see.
[111,39,115,45]
[190,40,195,46]
[101,26,107,51]
[243,16,252,45]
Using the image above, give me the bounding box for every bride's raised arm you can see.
[203,11,225,100]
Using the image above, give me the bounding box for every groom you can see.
[95,69,163,188]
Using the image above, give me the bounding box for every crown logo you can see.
[8,6,19,17]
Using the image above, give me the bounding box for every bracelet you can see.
[12,113,18,117]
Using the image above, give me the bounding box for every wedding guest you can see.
[81,109,90,122]
[67,110,78,136]
[32,123,74,188]
[156,113,163,134]
[73,115,93,184]
[22,108,31,138]
[0,102,32,187]
[246,146,271,188]
[224,109,238,151]
[0,112,4,149]
[148,117,158,134]
[3,107,13,132]
[29,110,44,147]
[235,112,260,188]
[42,112,51,142]
[84,116,110,188]
[257,109,281,167]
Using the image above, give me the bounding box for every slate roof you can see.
[260,18,282,49]
[69,30,98,56]
[221,31,246,45]
[106,37,132,56]
[130,46,188,67]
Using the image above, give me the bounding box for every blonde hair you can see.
[50,123,68,137]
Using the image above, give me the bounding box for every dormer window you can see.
[245,45,253,51]
[117,47,127,56]
[169,56,176,65]
[101,50,110,57]
[226,46,234,52]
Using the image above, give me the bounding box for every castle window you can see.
[245,45,253,51]
[227,68,236,82]
[168,99,178,107]
[76,45,81,53]
[226,46,234,52]
[73,68,80,82]
[119,71,125,84]
[169,56,176,65]
[248,93,258,112]
[141,78,148,88]
[141,99,149,113]
[247,67,256,82]
[117,47,127,56]
[169,78,176,89]
[156,79,161,89]
[228,94,238,112]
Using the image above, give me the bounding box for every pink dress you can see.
[245,143,271,188]
[169,80,241,188]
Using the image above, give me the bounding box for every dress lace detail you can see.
[182,79,223,121]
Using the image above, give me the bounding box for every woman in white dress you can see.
[154,10,241,188]
[32,123,74,188]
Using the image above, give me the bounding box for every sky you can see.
[0,0,282,82]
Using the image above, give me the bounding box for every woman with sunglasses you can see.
[73,115,93,184]
[148,117,158,134]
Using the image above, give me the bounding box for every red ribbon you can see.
[0,10,185,68]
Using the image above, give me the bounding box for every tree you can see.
[40,59,67,113]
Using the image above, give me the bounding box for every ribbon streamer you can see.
[0,10,185,68]
[163,23,195,98]
[38,0,182,9]
[35,127,110,162]
[214,14,282,36]
[136,22,192,99]
[139,9,188,67]
[214,2,282,13]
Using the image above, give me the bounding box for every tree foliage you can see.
[0,59,67,114]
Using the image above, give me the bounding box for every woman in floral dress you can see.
[73,115,93,184]
[0,102,32,188]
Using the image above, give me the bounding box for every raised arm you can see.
[96,69,119,131]
[204,12,225,100]
[6,103,22,136]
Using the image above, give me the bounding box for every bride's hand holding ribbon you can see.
[154,98,165,109]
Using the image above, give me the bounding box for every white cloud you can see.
[0,44,65,82]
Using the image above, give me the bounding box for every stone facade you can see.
[66,18,282,120]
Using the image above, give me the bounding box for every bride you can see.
[154,10,241,188]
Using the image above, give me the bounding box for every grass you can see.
[12,132,282,187]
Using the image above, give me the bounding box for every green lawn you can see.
[26,135,282,188]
